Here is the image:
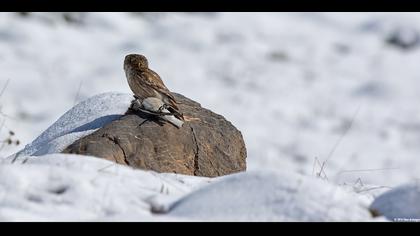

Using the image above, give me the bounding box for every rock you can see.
[369,182,420,221]
[62,93,247,177]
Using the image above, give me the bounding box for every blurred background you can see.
[1,12,420,188]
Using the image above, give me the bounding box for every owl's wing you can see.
[138,70,183,119]
[142,70,175,98]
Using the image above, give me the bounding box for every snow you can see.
[0,12,420,221]
[0,153,211,221]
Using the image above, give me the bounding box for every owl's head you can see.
[124,54,149,71]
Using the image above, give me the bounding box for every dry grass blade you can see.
[336,167,400,175]
[317,105,361,179]
[0,79,10,98]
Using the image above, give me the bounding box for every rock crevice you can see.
[189,125,200,176]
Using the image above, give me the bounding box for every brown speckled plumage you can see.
[124,54,183,120]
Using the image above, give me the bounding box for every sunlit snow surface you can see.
[1,12,420,221]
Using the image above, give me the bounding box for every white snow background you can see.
[0,12,420,221]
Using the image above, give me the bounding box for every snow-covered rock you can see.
[11,92,132,159]
[168,170,374,221]
[370,182,420,221]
